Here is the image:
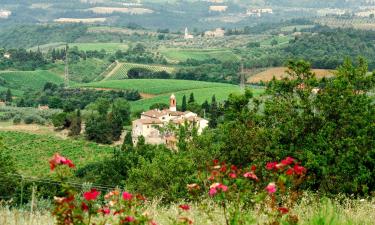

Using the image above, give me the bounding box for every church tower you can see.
[170,94,177,112]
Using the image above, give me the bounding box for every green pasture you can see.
[79,79,237,95]
[0,70,64,92]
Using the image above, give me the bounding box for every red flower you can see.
[243,172,259,181]
[281,157,295,166]
[83,189,100,201]
[98,207,110,215]
[293,165,306,175]
[220,165,227,173]
[122,192,133,201]
[251,165,256,171]
[286,168,294,176]
[179,204,190,211]
[229,173,237,179]
[49,153,75,171]
[266,162,278,170]
[265,182,277,194]
[81,202,89,211]
[278,207,289,214]
[123,216,135,223]
[213,159,219,165]
[230,165,238,172]
[209,183,228,196]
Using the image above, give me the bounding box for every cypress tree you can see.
[5,89,12,103]
[121,132,133,150]
[188,93,195,104]
[209,95,218,128]
[181,95,187,111]
[68,110,82,136]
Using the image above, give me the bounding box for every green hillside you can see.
[0,131,113,176]
[0,70,64,92]
[79,79,237,95]
[159,48,240,62]
[107,63,175,80]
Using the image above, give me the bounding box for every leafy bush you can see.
[12,114,21,124]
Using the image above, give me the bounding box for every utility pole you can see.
[240,63,245,92]
[64,44,69,88]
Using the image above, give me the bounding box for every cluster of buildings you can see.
[0,9,11,19]
[132,94,208,148]
[184,27,225,39]
[246,8,273,17]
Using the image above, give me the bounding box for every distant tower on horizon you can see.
[170,94,177,112]
[184,27,194,39]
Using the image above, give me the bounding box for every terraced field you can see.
[0,70,64,92]
[0,131,113,176]
[159,47,240,62]
[106,63,175,80]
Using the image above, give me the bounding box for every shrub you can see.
[12,114,21,124]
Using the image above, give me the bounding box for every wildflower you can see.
[213,159,219,165]
[105,190,120,199]
[293,164,306,175]
[179,204,190,211]
[209,188,217,196]
[187,183,200,191]
[278,207,289,214]
[123,216,135,223]
[220,165,227,173]
[83,189,100,201]
[149,221,158,225]
[114,209,125,216]
[281,157,295,166]
[285,168,294,176]
[81,202,89,211]
[265,182,277,194]
[243,172,259,181]
[49,153,75,171]
[230,165,238,172]
[98,207,110,215]
[122,192,133,201]
[266,162,278,170]
[229,173,237,179]
[251,165,256,171]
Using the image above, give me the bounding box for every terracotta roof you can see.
[133,118,163,125]
[141,109,165,118]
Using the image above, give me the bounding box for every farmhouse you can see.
[0,10,11,19]
[132,94,208,148]
[204,28,225,38]
[209,5,228,12]
[246,8,273,17]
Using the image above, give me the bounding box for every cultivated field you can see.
[79,79,237,95]
[315,17,375,30]
[0,71,64,92]
[247,67,335,83]
[0,131,113,177]
[159,47,240,62]
[69,42,128,53]
[106,63,175,80]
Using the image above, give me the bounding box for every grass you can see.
[0,131,113,177]
[159,47,240,62]
[130,86,264,112]
[107,63,175,80]
[79,79,237,95]
[0,70,64,92]
[1,195,374,225]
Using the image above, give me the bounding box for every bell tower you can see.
[170,94,176,112]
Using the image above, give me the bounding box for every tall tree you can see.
[209,95,218,128]
[181,95,187,111]
[68,110,82,136]
[188,93,195,104]
[5,89,12,103]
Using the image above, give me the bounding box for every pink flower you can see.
[81,202,89,211]
[243,172,259,181]
[229,173,237,179]
[281,157,295,166]
[218,184,228,192]
[149,221,158,225]
[179,204,190,211]
[293,165,306,175]
[278,207,289,214]
[266,162,278,170]
[209,188,217,196]
[122,192,133,201]
[265,182,277,194]
[49,153,75,171]
[83,189,100,201]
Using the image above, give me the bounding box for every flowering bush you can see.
[187,157,307,224]
[50,153,157,225]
